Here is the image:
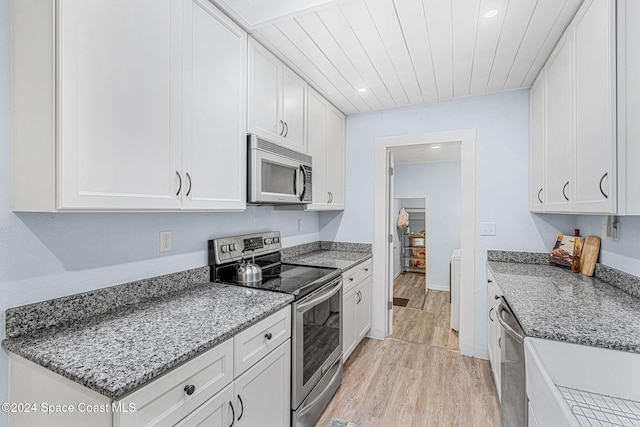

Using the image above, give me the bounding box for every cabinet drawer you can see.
[234,306,291,377]
[116,338,233,427]
[342,267,359,294]
[357,259,372,281]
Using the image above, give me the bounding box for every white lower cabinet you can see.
[173,341,291,427]
[343,260,372,361]
[8,307,292,427]
[233,341,291,427]
[174,384,234,427]
[486,269,502,400]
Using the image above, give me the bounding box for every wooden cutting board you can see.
[580,236,601,276]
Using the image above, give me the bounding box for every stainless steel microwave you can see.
[247,134,312,205]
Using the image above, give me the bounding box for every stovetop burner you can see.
[209,232,341,299]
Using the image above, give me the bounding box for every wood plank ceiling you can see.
[214,0,584,115]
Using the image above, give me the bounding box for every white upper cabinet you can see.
[544,32,573,212]
[617,0,640,215]
[181,0,247,210]
[529,74,545,212]
[304,88,345,211]
[11,0,246,212]
[247,37,307,153]
[59,0,183,210]
[572,0,616,213]
[530,0,617,215]
[325,106,346,208]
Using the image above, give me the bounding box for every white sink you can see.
[524,337,640,427]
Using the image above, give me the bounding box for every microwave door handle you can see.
[299,166,306,201]
[293,166,298,196]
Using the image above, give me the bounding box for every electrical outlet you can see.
[160,231,172,253]
[480,222,496,236]
[298,219,304,232]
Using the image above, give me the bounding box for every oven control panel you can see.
[209,231,282,265]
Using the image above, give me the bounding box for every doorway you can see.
[371,129,476,357]
[393,196,427,288]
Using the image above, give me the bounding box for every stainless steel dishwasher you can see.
[497,297,527,427]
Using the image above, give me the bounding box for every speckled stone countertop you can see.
[284,250,372,271]
[3,283,293,399]
[487,260,640,354]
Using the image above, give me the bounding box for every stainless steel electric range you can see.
[208,231,343,427]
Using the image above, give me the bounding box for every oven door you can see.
[292,277,343,409]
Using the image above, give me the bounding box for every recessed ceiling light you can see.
[484,9,498,18]
[358,88,367,93]
[431,145,441,150]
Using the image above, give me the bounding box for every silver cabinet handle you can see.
[228,402,235,427]
[186,172,192,197]
[537,188,543,204]
[489,307,494,322]
[283,122,289,138]
[176,171,182,196]
[279,120,284,136]
[562,181,569,201]
[599,173,608,199]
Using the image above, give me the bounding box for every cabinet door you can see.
[572,0,616,213]
[281,68,307,153]
[355,279,372,341]
[57,0,182,210]
[247,38,282,142]
[235,341,291,427]
[307,89,328,205]
[181,0,246,210]
[342,289,357,362]
[174,384,234,427]
[326,106,346,209]
[618,0,640,215]
[544,32,573,212]
[530,74,545,212]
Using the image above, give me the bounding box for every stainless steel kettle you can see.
[236,249,262,284]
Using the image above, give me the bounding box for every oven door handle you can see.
[296,278,342,313]
[496,299,524,343]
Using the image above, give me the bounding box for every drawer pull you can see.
[264,332,273,340]
[364,268,369,272]
[229,402,235,427]
[349,277,354,282]
[184,384,195,395]
[237,394,244,420]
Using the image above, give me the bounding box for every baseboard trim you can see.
[474,346,489,360]
[428,284,450,291]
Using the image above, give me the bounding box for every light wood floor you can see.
[314,273,500,427]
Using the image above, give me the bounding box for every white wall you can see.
[395,162,461,289]
[0,1,320,424]
[320,89,576,351]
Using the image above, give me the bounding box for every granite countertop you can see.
[487,260,640,353]
[3,283,293,400]
[284,250,372,271]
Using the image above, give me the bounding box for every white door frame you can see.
[371,129,476,357]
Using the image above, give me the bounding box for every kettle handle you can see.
[241,248,255,262]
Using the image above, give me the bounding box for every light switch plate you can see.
[480,222,496,236]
